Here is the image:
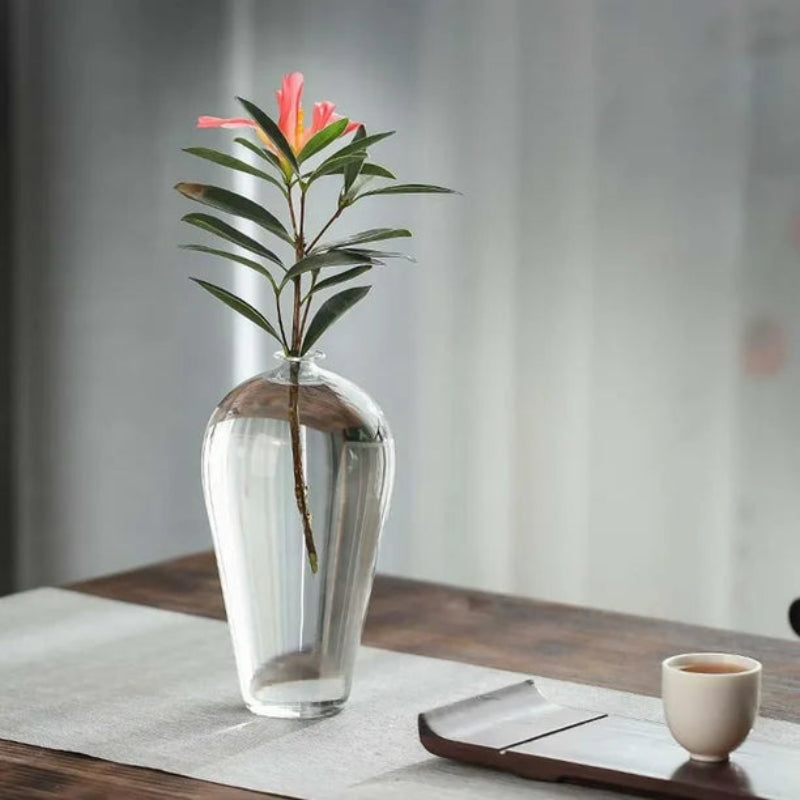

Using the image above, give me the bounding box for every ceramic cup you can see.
[662,652,761,763]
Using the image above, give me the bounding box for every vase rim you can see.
[274,350,326,364]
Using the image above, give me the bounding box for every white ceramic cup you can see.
[662,652,761,762]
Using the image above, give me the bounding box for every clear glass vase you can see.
[201,352,395,718]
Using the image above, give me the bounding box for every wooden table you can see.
[1,551,797,798]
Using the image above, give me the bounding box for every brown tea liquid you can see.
[679,663,748,674]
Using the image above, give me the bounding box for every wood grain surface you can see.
[0,550,796,798]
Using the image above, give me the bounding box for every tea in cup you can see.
[662,652,761,762]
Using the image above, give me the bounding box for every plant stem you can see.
[298,186,318,332]
[307,204,344,252]
[286,181,317,573]
[300,272,318,332]
[274,287,289,350]
[299,188,307,247]
[287,184,299,239]
[288,359,317,573]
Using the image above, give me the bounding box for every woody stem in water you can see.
[288,188,318,573]
[288,358,317,573]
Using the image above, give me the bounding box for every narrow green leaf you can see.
[359,163,396,179]
[237,97,299,173]
[297,118,349,163]
[175,183,292,244]
[317,131,394,171]
[181,213,282,261]
[308,161,395,180]
[183,148,286,195]
[191,278,282,344]
[301,286,371,354]
[356,183,456,200]
[180,244,280,289]
[281,250,377,289]
[309,265,372,295]
[315,227,411,252]
[344,125,367,193]
[344,247,415,262]
[234,137,284,173]
[343,174,376,203]
[304,153,368,185]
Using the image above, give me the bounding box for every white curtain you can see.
[410,0,800,639]
[11,0,800,638]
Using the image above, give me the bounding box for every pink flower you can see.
[197,116,255,130]
[197,72,360,157]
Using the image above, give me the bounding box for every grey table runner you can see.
[0,588,797,799]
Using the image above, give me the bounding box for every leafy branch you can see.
[177,96,455,572]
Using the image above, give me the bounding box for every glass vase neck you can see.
[270,350,326,384]
[274,350,325,365]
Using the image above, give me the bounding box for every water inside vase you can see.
[203,413,393,718]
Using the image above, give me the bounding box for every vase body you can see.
[201,353,394,718]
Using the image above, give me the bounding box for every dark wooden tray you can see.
[418,680,799,799]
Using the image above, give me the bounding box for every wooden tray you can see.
[418,680,799,799]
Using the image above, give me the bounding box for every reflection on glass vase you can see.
[202,352,395,719]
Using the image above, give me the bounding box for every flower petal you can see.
[299,102,361,149]
[197,115,256,129]
[311,101,337,134]
[276,72,304,151]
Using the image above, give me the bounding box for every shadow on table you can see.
[671,759,753,793]
[340,757,619,799]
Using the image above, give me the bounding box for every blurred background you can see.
[5,0,800,639]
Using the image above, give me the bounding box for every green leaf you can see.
[234,137,284,172]
[297,118,349,163]
[237,97,299,174]
[317,131,394,171]
[301,285,371,354]
[181,213,282,262]
[180,244,279,289]
[344,247,415,262]
[191,278,282,344]
[308,161,395,180]
[309,265,372,295]
[355,183,456,200]
[359,163,396,179]
[304,153,368,185]
[281,250,377,288]
[344,125,367,193]
[343,174,376,203]
[182,147,286,194]
[315,227,411,252]
[175,183,292,244]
